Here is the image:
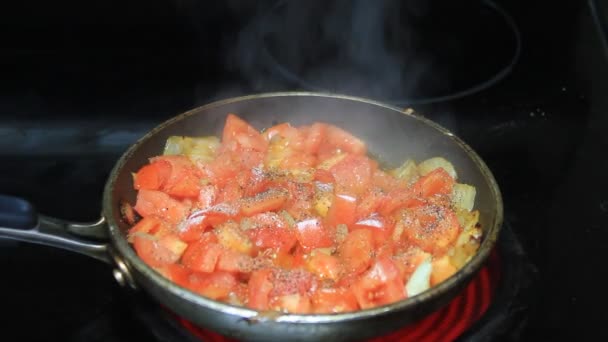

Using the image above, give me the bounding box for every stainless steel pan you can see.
[0,92,503,342]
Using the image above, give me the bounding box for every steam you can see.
[228,0,439,105]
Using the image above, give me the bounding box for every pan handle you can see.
[0,194,111,263]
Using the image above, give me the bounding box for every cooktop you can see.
[1,0,607,341]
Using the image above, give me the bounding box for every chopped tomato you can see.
[133,233,186,268]
[321,124,366,156]
[182,238,223,273]
[240,188,289,216]
[306,252,342,281]
[128,114,478,314]
[129,215,162,236]
[264,122,304,150]
[352,257,406,309]
[134,189,189,225]
[157,263,192,288]
[372,169,400,193]
[294,218,333,250]
[178,203,239,242]
[302,122,326,155]
[134,161,171,191]
[399,206,462,255]
[329,154,373,195]
[378,188,425,216]
[217,249,253,273]
[272,293,312,314]
[270,268,315,297]
[248,269,274,310]
[188,271,238,300]
[411,168,455,198]
[223,113,267,152]
[356,189,387,220]
[198,185,217,208]
[325,192,357,227]
[311,287,359,313]
[352,214,395,248]
[339,229,373,275]
[150,155,202,198]
[284,181,314,220]
[246,223,297,254]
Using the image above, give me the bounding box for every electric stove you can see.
[1,0,607,341]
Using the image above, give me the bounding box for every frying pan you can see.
[0,92,503,342]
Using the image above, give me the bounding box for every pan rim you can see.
[102,91,503,324]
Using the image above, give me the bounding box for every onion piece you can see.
[452,183,476,211]
[418,157,458,180]
[405,257,433,297]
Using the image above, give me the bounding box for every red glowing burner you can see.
[173,250,501,342]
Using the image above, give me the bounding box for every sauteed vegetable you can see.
[126,114,481,314]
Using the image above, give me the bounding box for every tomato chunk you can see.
[248,269,274,310]
[352,257,406,309]
[325,192,357,227]
[223,113,267,152]
[339,229,374,275]
[295,218,333,250]
[182,238,223,273]
[240,188,289,216]
[311,287,358,313]
[134,189,188,225]
[134,161,171,191]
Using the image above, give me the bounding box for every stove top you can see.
[1,0,608,341]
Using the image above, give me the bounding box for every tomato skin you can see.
[352,257,406,309]
[338,229,374,275]
[311,287,359,313]
[295,218,333,250]
[134,189,189,225]
[223,114,267,152]
[247,269,274,310]
[325,192,357,227]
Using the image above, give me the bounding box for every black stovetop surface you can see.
[1,0,607,341]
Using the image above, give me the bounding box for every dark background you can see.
[0,0,607,341]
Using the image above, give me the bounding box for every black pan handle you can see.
[0,194,111,263]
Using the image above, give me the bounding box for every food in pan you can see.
[126,114,482,314]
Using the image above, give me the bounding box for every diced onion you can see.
[390,159,419,184]
[452,183,476,211]
[405,257,432,297]
[163,136,220,163]
[418,157,458,180]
